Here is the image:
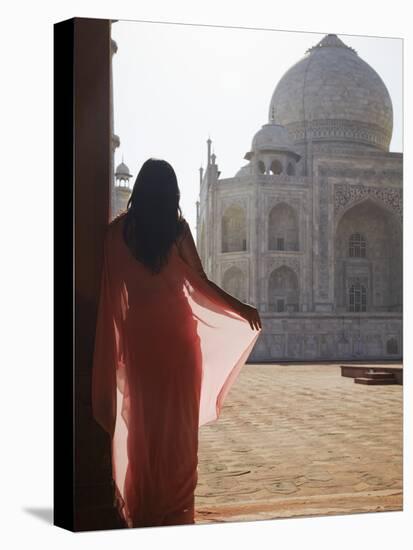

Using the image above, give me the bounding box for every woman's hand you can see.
[236,303,262,331]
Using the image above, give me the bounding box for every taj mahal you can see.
[111,33,402,362]
[195,33,402,362]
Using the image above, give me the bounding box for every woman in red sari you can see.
[92,158,262,528]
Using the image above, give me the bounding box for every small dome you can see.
[252,122,297,152]
[244,122,301,161]
[235,164,253,177]
[115,161,132,178]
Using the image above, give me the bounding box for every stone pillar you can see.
[75,18,127,531]
[110,38,120,219]
[312,162,334,312]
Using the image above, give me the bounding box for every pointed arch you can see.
[334,198,402,312]
[222,205,247,253]
[268,202,299,251]
[268,266,299,312]
[257,160,266,174]
[386,338,398,355]
[286,162,295,176]
[270,159,283,175]
[222,266,246,302]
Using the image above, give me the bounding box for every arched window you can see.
[349,281,367,312]
[349,233,366,258]
[257,160,266,174]
[286,162,295,176]
[268,203,299,251]
[270,159,282,175]
[268,266,299,312]
[386,338,398,354]
[221,205,247,253]
[222,266,246,302]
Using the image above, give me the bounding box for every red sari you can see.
[91,213,261,528]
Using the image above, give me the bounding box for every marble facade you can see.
[196,34,402,361]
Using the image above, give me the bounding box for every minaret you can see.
[210,149,221,179]
[114,156,133,217]
[207,137,212,166]
[115,155,132,186]
[196,166,203,250]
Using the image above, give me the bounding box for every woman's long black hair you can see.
[122,158,185,274]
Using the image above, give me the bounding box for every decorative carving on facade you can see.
[286,119,391,150]
[220,259,249,272]
[318,163,402,185]
[266,197,300,215]
[318,177,330,299]
[199,32,403,362]
[313,144,396,157]
[346,276,369,288]
[219,261,249,302]
[333,183,402,218]
[267,257,300,274]
[254,174,309,185]
[221,196,249,213]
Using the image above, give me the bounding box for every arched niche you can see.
[257,160,266,174]
[270,159,283,175]
[286,162,295,176]
[268,265,299,312]
[222,205,247,253]
[386,337,398,355]
[334,198,402,313]
[268,202,299,251]
[222,266,246,302]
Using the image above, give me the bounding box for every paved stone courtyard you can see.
[194,363,403,524]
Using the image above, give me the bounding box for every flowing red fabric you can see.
[91,213,261,527]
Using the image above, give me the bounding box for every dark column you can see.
[54,17,127,532]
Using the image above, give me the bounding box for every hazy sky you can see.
[111,21,402,234]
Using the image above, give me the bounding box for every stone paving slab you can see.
[195,363,403,524]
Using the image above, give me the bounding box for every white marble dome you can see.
[235,163,253,177]
[252,122,298,153]
[115,161,132,178]
[269,34,393,151]
[244,122,301,165]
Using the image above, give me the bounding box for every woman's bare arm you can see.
[176,220,262,330]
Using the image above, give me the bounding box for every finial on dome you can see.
[306,33,357,55]
[270,104,277,123]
